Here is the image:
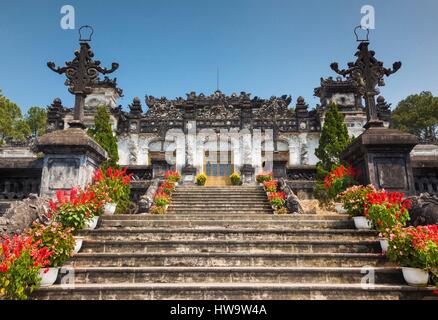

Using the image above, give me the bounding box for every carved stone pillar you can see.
[36,127,107,198]
[341,127,418,195]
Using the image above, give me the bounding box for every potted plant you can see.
[154,192,171,210]
[365,190,412,253]
[73,236,84,255]
[91,167,133,215]
[256,172,273,185]
[88,181,115,216]
[268,192,286,210]
[0,235,53,299]
[323,164,356,206]
[337,184,376,229]
[160,181,176,195]
[387,225,438,286]
[195,173,207,186]
[263,180,278,195]
[230,173,241,185]
[103,202,117,215]
[25,222,75,287]
[50,188,103,233]
[165,170,181,186]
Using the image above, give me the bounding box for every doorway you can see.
[203,151,233,186]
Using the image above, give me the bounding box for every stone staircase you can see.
[34,186,437,300]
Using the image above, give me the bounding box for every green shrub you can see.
[230,173,241,185]
[195,173,207,186]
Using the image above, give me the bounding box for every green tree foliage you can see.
[0,90,31,144]
[26,107,47,137]
[392,91,438,143]
[88,105,119,169]
[314,103,352,206]
[315,103,351,171]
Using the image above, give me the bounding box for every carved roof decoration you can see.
[197,104,240,120]
[144,97,183,121]
[252,96,294,119]
[96,76,124,97]
[314,77,359,97]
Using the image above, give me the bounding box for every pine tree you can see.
[88,105,119,169]
[315,103,351,171]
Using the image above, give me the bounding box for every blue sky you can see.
[0,0,437,113]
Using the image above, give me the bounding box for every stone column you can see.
[341,127,418,195]
[36,127,107,198]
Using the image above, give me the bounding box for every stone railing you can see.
[0,158,43,200]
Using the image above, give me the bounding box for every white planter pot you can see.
[84,216,99,230]
[39,267,59,287]
[353,216,372,230]
[335,203,347,214]
[379,238,388,254]
[103,203,117,215]
[402,267,430,286]
[73,237,84,255]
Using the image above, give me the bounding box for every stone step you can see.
[177,186,263,190]
[166,210,275,215]
[79,228,377,241]
[34,283,438,300]
[171,195,268,199]
[169,200,271,204]
[63,266,403,285]
[101,214,349,221]
[168,204,272,209]
[80,239,380,254]
[66,252,388,268]
[98,219,354,229]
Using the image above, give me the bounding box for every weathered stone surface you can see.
[138,179,160,214]
[0,194,51,237]
[408,193,438,226]
[278,178,304,214]
[342,127,418,195]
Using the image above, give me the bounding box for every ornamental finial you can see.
[79,25,94,42]
[354,25,370,43]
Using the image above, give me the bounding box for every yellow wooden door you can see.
[204,151,233,186]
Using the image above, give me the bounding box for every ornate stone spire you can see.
[330,30,401,129]
[129,97,143,115]
[47,26,119,128]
